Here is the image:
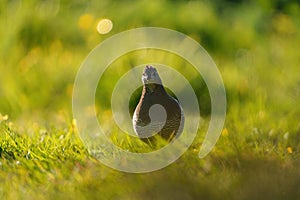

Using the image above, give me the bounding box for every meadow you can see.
[0,0,300,199]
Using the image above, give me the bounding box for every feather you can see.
[132,66,184,143]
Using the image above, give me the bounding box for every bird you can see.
[132,65,184,144]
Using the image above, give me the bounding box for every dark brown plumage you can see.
[132,66,184,143]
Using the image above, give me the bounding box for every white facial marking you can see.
[142,65,162,85]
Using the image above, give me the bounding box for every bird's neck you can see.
[143,83,166,94]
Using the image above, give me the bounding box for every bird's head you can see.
[142,65,162,85]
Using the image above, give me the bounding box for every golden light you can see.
[97,18,113,34]
[287,147,293,154]
[78,13,94,30]
[0,113,8,122]
[221,128,228,136]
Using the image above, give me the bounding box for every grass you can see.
[1,0,300,199]
[1,115,300,200]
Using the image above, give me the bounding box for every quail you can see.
[132,65,184,143]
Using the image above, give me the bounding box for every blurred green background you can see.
[1,0,299,124]
[1,0,300,199]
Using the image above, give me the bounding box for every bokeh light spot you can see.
[78,13,95,30]
[97,19,113,34]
